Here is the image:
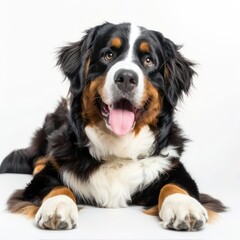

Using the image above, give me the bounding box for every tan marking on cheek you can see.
[158,184,188,211]
[43,187,76,203]
[82,76,106,126]
[111,37,122,48]
[134,79,162,135]
[140,42,150,53]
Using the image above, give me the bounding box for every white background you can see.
[0,0,240,239]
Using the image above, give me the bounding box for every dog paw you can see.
[35,195,79,230]
[159,193,208,231]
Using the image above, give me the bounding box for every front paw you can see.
[159,193,208,231]
[35,195,79,230]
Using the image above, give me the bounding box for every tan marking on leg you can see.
[144,184,219,226]
[158,184,188,211]
[33,157,48,175]
[143,184,188,216]
[33,165,45,175]
[43,187,76,203]
[206,209,219,224]
[33,156,60,175]
[144,205,158,216]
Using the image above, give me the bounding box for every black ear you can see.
[57,26,99,94]
[162,39,196,106]
[57,26,100,146]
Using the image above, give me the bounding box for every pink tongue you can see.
[109,101,135,136]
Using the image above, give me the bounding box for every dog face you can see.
[58,22,195,142]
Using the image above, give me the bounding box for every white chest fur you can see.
[62,154,174,208]
[62,124,179,208]
[84,123,156,160]
[62,125,178,208]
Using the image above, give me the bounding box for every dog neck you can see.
[85,121,155,161]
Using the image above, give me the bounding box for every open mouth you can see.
[101,99,143,136]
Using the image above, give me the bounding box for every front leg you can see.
[7,161,79,230]
[158,184,208,231]
[35,186,79,230]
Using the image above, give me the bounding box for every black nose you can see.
[114,69,138,92]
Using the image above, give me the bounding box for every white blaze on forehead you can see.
[126,24,141,61]
[103,24,144,106]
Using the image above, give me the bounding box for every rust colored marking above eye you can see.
[140,42,150,53]
[111,38,122,48]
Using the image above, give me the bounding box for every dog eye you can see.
[104,51,114,61]
[144,56,154,68]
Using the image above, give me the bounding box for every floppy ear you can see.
[57,27,98,94]
[57,26,100,146]
[152,36,195,154]
[162,39,196,106]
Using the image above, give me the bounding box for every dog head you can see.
[57,22,195,145]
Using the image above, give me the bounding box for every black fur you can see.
[23,162,61,205]
[47,126,101,181]
[199,193,227,213]
[0,22,226,219]
[132,162,200,206]
[57,23,113,146]
[0,98,68,174]
[0,149,33,174]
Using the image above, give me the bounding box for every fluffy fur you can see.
[0,22,225,231]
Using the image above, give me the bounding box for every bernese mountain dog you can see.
[0,22,225,231]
